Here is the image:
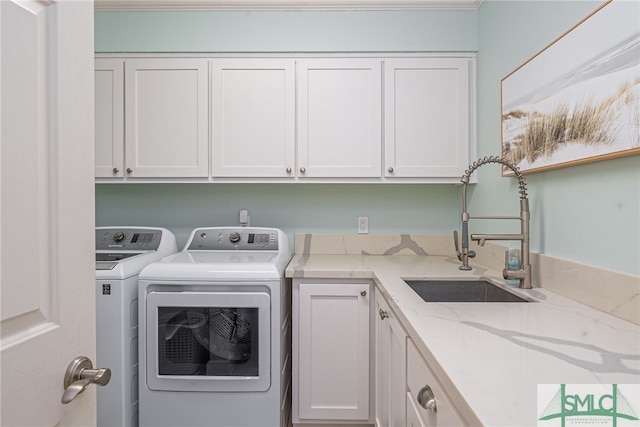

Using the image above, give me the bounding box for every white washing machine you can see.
[95,227,177,427]
[138,227,292,427]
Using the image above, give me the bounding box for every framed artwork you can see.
[501,0,640,175]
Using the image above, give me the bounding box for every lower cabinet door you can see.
[406,392,427,427]
[407,339,464,426]
[294,281,371,422]
[375,291,407,427]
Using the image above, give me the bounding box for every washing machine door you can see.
[145,290,270,392]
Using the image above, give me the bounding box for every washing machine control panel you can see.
[187,228,279,251]
[96,228,164,251]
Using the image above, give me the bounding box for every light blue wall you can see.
[95,2,640,276]
[476,0,640,276]
[96,184,460,248]
[94,10,478,52]
[94,8,478,248]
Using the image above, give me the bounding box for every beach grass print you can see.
[500,0,640,175]
[503,77,638,167]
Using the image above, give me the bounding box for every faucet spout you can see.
[456,156,532,289]
[471,233,525,246]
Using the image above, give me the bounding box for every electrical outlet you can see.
[239,209,250,226]
[358,216,368,234]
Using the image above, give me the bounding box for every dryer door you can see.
[145,290,270,392]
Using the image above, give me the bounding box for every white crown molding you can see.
[94,0,483,11]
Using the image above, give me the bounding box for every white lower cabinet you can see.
[407,392,427,427]
[293,279,372,424]
[406,338,464,427]
[293,281,468,426]
[376,288,465,427]
[375,289,407,427]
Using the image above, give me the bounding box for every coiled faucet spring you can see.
[461,156,528,199]
[456,156,532,289]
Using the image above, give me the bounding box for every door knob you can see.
[62,356,111,404]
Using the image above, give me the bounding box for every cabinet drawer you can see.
[407,339,463,426]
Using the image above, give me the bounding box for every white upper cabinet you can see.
[94,54,475,182]
[125,58,209,178]
[95,59,124,178]
[297,58,382,178]
[211,59,295,178]
[384,57,472,178]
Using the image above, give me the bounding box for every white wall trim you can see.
[94,0,483,11]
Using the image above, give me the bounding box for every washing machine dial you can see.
[112,231,125,242]
[229,232,241,243]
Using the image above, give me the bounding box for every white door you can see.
[1,1,97,426]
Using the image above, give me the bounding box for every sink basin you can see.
[404,279,530,303]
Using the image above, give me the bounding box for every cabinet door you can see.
[297,59,382,178]
[375,295,391,427]
[384,58,472,178]
[406,393,427,427]
[407,339,464,426]
[95,59,124,178]
[211,59,295,178]
[296,282,370,421]
[375,292,407,427]
[125,58,209,178]
[389,309,407,427]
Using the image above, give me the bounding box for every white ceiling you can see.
[94,0,483,11]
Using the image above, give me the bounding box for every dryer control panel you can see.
[187,227,279,251]
[96,228,163,251]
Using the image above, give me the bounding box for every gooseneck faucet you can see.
[454,156,532,289]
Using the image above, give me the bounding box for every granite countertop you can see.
[285,236,640,427]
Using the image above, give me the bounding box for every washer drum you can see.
[190,308,253,361]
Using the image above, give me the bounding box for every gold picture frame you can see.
[501,0,640,176]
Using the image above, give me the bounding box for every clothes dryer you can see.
[95,226,177,427]
[138,227,291,427]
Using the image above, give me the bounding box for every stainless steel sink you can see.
[404,279,530,303]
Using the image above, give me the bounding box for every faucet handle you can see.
[453,230,476,261]
[453,230,462,261]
